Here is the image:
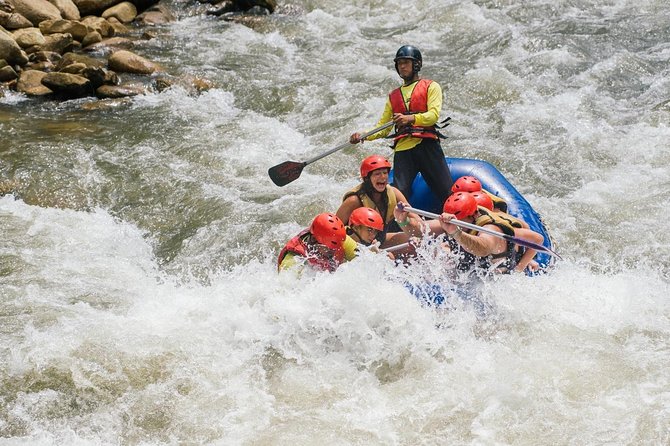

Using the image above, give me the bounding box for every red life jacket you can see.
[277,229,344,272]
[388,79,440,144]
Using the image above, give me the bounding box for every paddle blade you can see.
[268,161,306,187]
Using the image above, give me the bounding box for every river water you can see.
[1,0,669,444]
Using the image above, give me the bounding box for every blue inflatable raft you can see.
[391,157,557,270]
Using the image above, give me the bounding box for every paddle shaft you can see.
[400,205,561,259]
[303,121,395,166]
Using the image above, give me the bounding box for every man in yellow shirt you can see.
[349,45,453,207]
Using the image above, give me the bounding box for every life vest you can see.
[342,184,397,229]
[388,79,442,145]
[277,229,344,272]
[483,189,508,213]
[445,207,518,274]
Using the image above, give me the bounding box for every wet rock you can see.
[0,26,29,65]
[39,32,74,54]
[56,51,105,70]
[96,81,145,98]
[41,71,93,97]
[102,1,136,23]
[108,49,160,74]
[39,19,89,41]
[16,69,52,95]
[83,36,133,55]
[28,50,61,63]
[8,0,62,26]
[47,0,80,20]
[80,96,131,110]
[207,0,276,15]
[0,63,16,80]
[106,16,129,34]
[0,10,32,29]
[11,27,45,48]
[81,65,117,88]
[24,59,55,71]
[135,3,174,24]
[80,16,114,38]
[71,0,119,16]
[58,61,85,73]
[81,30,102,47]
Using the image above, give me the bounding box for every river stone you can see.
[106,17,129,35]
[81,30,101,47]
[108,49,159,74]
[39,19,88,41]
[7,0,62,26]
[12,27,44,48]
[17,69,52,95]
[56,51,104,70]
[41,71,92,97]
[59,61,85,73]
[101,1,136,23]
[80,16,114,38]
[80,65,117,88]
[24,59,54,71]
[0,10,32,29]
[0,63,16,81]
[135,4,173,24]
[47,0,80,20]
[96,82,145,98]
[29,50,61,63]
[72,0,120,16]
[0,26,28,65]
[40,32,73,54]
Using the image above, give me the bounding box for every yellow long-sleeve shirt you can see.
[365,79,443,152]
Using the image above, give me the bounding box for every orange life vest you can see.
[388,79,441,145]
[277,229,344,272]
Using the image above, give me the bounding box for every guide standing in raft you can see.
[349,45,454,206]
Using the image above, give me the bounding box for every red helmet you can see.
[443,192,478,219]
[310,213,346,249]
[360,155,391,178]
[348,207,384,231]
[470,191,494,211]
[451,175,482,193]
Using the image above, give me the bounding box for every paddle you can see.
[268,121,395,187]
[398,203,562,259]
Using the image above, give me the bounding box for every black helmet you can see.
[394,45,422,75]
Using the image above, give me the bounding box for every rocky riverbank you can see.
[0,0,278,102]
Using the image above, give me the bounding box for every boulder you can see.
[0,25,28,65]
[80,16,114,38]
[7,0,62,26]
[101,1,136,23]
[96,81,145,98]
[107,49,159,74]
[81,65,117,88]
[0,63,16,80]
[39,19,88,41]
[0,10,32,29]
[56,51,104,70]
[39,32,74,54]
[58,61,85,73]
[41,71,92,97]
[16,69,52,95]
[47,0,80,20]
[12,27,44,48]
[81,30,101,47]
[28,50,61,63]
[135,3,173,24]
[71,0,119,16]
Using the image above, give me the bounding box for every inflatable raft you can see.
[391,157,557,271]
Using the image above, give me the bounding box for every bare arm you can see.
[513,228,544,272]
[336,195,361,227]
